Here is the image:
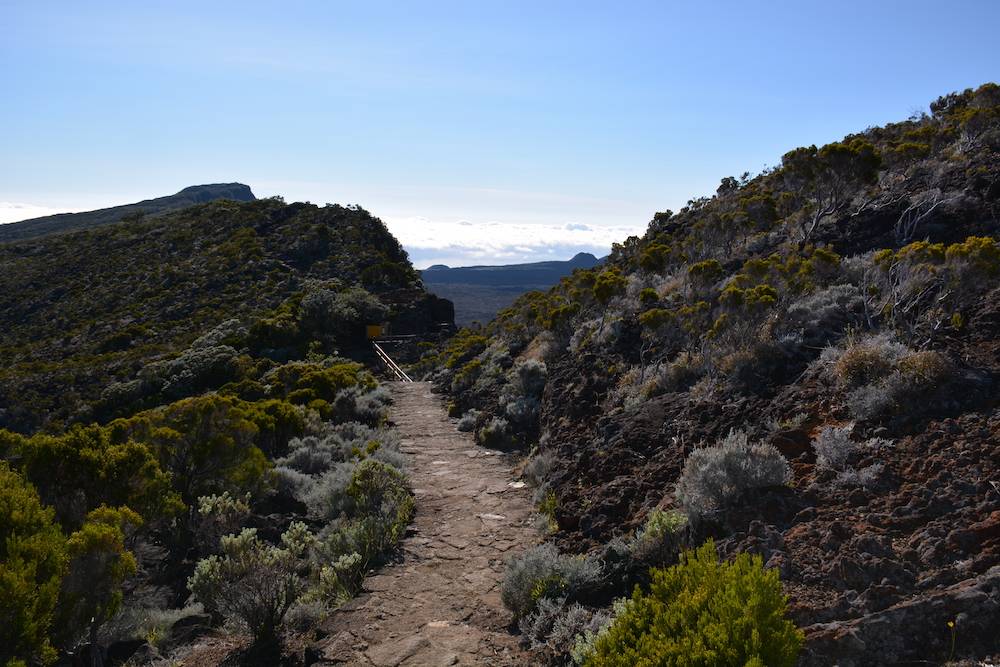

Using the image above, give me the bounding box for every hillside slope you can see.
[0,197,452,432]
[421,83,1000,665]
[0,182,256,242]
[0,193,459,664]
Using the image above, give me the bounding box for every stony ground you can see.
[314,382,535,666]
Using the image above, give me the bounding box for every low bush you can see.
[716,338,793,394]
[98,602,205,649]
[812,425,887,488]
[627,509,687,567]
[477,416,517,450]
[332,386,392,425]
[523,450,555,489]
[302,462,357,521]
[651,352,705,394]
[675,430,790,523]
[188,522,315,647]
[579,540,803,666]
[345,459,415,553]
[521,597,612,658]
[781,284,863,344]
[834,463,883,488]
[457,409,480,432]
[513,359,548,398]
[504,396,541,429]
[824,334,909,389]
[825,336,955,422]
[501,543,602,621]
[812,424,856,471]
[195,492,251,555]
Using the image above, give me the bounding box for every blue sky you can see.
[1,1,998,266]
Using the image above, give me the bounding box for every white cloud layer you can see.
[0,202,78,224]
[384,217,645,268]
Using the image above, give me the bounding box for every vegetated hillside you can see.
[423,253,602,326]
[0,182,256,242]
[0,197,452,432]
[420,83,1000,665]
[0,195,447,666]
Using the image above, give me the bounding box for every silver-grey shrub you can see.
[523,450,555,488]
[781,284,862,342]
[370,444,407,472]
[846,374,905,421]
[302,462,358,521]
[675,430,791,522]
[271,465,313,498]
[457,409,480,432]
[143,344,240,398]
[521,597,612,656]
[505,396,541,429]
[277,437,336,475]
[276,422,398,475]
[188,523,315,645]
[812,425,856,471]
[514,359,548,398]
[835,463,883,488]
[190,318,247,350]
[813,425,889,488]
[501,543,602,621]
[333,385,392,424]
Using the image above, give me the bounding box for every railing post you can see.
[372,341,412,382]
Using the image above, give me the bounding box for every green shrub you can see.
[0,463,68,667]
[346,459,414,554]
[627,509,687,566]
[8,425,177,529]
[55,506,142,650]
[268,361,376,406]
[116,394,269,511]
[581,540,803,667]
[451,358,483,392]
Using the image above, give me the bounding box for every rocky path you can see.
[315,382,535,666]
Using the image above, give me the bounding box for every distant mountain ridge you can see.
[421,252,601,325]
[422,252,600,284]
[0,182,256,243]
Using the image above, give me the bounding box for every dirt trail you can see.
[315,382,535,666]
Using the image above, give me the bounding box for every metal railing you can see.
[373,341,413,382]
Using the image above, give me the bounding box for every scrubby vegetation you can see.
[0,197,443,434]
[1,356,412,662]
[674,430,791,523]
[579,540,802,666]
[427,83,1000,665]
[0,196,441,664]
[501,543,602,622]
